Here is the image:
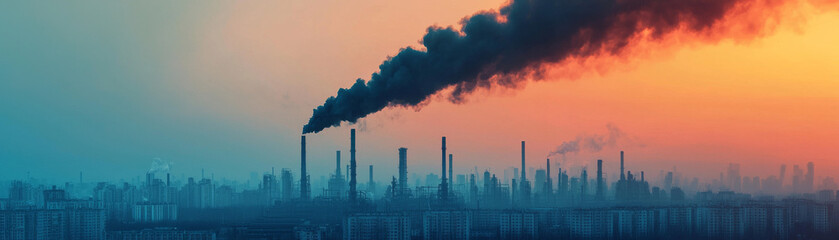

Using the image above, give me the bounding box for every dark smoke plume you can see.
[303,0,827,133]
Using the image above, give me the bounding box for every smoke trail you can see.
[548,124,629,157]
[148,157,172,174]
[303,0,833,133]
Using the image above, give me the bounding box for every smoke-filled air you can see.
[303,0,836,133]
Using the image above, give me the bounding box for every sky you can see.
[1,0,837,185]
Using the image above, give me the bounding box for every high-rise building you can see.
[422,211,470,240]
[345,213,411,240]
[727,163,741,192]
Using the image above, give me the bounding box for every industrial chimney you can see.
[335,151,342,177]
[440,137,448,200]
[620,151,625,181]
[449,154,453,190]
[596,159,604,200]
[521,141,526,181]
[398,148,408,196]
[350,129,357,202]
[300,135,310,200]
[546,159,552,196]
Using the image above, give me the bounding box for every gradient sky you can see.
[1,0,837,185]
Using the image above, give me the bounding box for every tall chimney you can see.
[596,159,604,200]
[620,151,625,181]
[440,136,448,200]
[581,168,588,196]
[546,158,552,196]
[521,141,526,181]
[80,172,83,184]
[398,148,408,195]
[335,151,342,177]
[167,173,171,187]
[557,168,563,194]
[300,135,309,200]
[350,129,357,202]
[449,154,453,189]
[546,159,551,182]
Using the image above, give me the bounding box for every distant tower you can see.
[806,162,815,193]
[521,141,526,182]
[398,148,408,196]
[335,151,342,178]
[596,159,604,200]
[545,159,552,198]
[519,141,530,204]
[620,151,625,181]
[440,137,448,200]
[368,165,375,193]
[350,129,357,202]
[779,164,787,187]
[300,135,310,200]
[449,154,453,191]
[581,168,588,198]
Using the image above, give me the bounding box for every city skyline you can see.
[3,129,838,239]
[2,129,833,199]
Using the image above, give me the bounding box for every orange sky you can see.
[173,0,839,182]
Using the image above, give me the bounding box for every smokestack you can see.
[546,159,551,181]
[398,148,408,195]
[79,172,83,184]
[369,165,374,184]
[596,159,603,200]
[521,141,526,181]
[557,167,563,193]
[440,137,448,200]
[546,158,552,195]
[350,129,357,202]
[641,171,645,182]
[449,154,453,189]
[581,168,588,196]
[300,135,309,200]
[167,173,170,187]
[620,151,625,181]
[335,151,341,177]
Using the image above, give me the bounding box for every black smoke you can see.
[303,0,776,133]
